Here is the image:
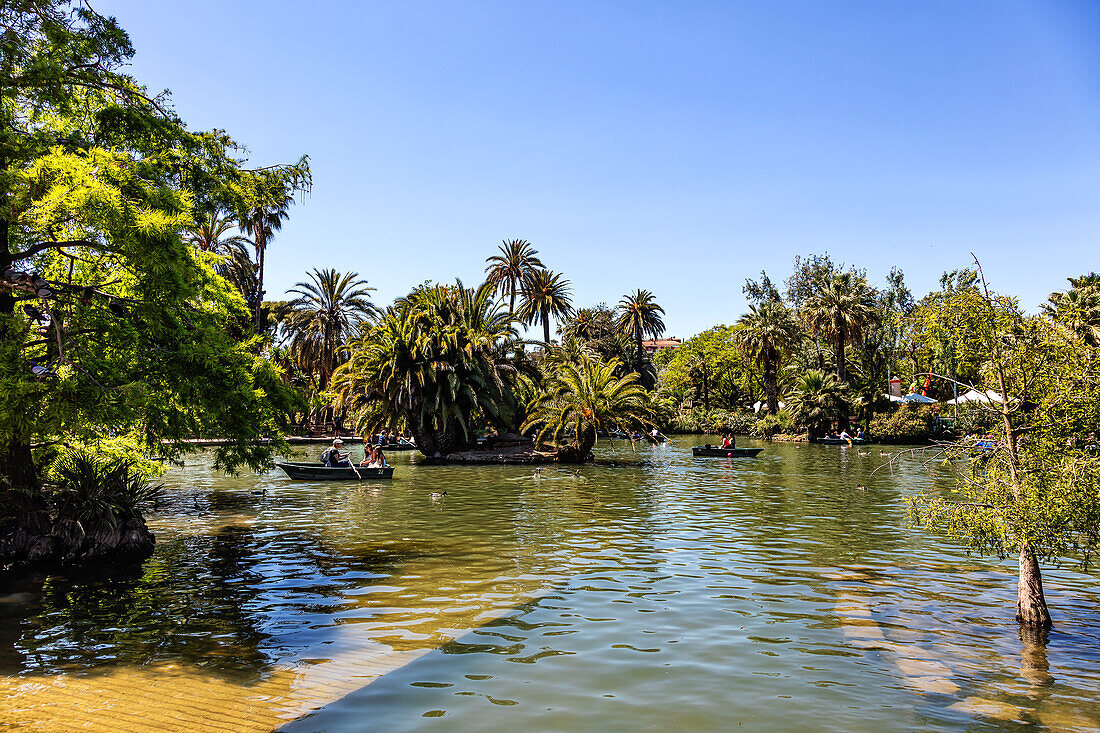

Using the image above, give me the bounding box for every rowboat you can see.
[691,446,763,458]
[818,438,867,445]
[370,443,417,451]
[276,462,394,480]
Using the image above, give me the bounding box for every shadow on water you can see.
[0,520,431,682]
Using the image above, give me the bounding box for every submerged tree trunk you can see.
[1017,543,1052,629]
[557,426,595,464]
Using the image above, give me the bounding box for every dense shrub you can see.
[868,405,937,443]
[44,451,161,563]
[664,407,759,435]
[753,411,793,438]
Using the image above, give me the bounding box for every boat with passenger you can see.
[277,462,394,480]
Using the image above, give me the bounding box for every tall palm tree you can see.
[484,239,544,315]
[803,272,878,383]
[239,189,293,332]
[785,369,849,441]
[523,351,657,463]
[736,300,800,415]
[518,268,573,345]
[616,289,666,369]
[185,210,251,257]
[283,269,377,390]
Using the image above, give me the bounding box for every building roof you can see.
[642,337,683,349]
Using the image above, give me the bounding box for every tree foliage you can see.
[1,0,310,565]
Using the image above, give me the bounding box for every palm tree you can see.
[185,210,251,257]
[785,369,849,441]
[736,300,800,415]
[1043,274,1100,346]
[283,268,377,390]
[616,289,666,370]
[803,272,878,383]
[560,307,601,342]
[484,239,544,315]
[518,268,574,345]
[523,351,657,463]
[332,281,534,456]
[239,189,293,332]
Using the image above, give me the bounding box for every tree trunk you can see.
[0,198,56,567]
[1016,543,1052,629]
[764,347,779,414]
[834,321,846,383]
[558,426,595,463]
[253,235,266,333]
[508,284,516,316]
[543,313,550,345]
[636,333,644,371]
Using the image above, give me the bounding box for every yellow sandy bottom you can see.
[0,640,428,732]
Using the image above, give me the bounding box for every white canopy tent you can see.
[945,389,1004,405]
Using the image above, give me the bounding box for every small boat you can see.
[277,462,394,480]
[372,442,417,451]
[818,437,867,445]
[692,446,763,458]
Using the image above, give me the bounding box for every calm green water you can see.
[2,438,1099,731]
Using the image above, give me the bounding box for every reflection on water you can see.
[1,439,1099,731]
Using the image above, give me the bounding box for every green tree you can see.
[523,351,656,463]
[484,239,543,315]
[518,268,573,345]
[616,289,666,376]
[283,268,377,391]
[238,187,294,333]
[0,1,309,566]
[333,281,533,456]
[186,210,251,258]
[1043,273,1100,347]
[909,262,1100,630]
[657,326,752,409]
[804,272,878,384]
[908,269,988,399]
[736,300,800,415]
[785,370,849,441]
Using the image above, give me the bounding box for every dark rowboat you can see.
[692,446,763,458]
[371,443,417,451]
[277,462,394,480]
[818,438,867,445]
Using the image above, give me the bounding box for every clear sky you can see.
[99,0,1099,339]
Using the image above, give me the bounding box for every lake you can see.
[1,437,1098,731]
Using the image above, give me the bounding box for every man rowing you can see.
[321,438,351,467]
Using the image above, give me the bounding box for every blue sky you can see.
[101,0,1099,339]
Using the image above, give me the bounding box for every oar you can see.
[348,450,364,482]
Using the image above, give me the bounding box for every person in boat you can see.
[838,429,853,442]
[720,434,734,449]
[321,439,351,467]
[855,427,865,440]
[360,446,386,468]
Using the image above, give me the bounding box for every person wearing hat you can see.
[321,438,351,467]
